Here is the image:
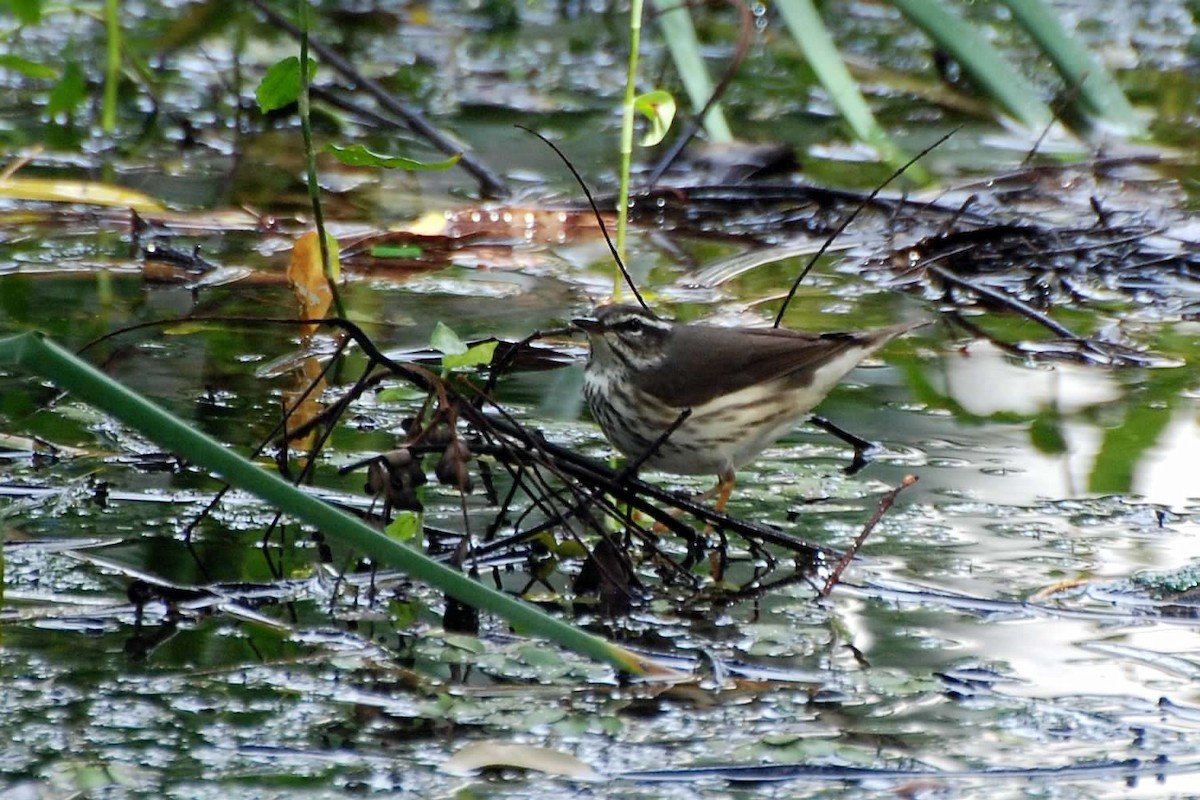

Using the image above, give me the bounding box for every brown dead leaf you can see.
[283,356,328,461]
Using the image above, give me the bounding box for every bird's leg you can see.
[649,475,725,533]
[649,472,733,517]
[645,473,734,580]
[707,472,735,581]
[712,472,735,515]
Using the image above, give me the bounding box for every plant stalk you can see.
[296,0,344,317]
[615,0,646,301]
[102,0,120,132]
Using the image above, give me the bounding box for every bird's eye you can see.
[622,318,644,334]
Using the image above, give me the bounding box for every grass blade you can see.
[774,0,926,183]
[999,0,1143,134]
[890,0,1054,130]
[650,0,733,142]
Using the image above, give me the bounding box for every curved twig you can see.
[773,128,960,327]
[516,125,649,310]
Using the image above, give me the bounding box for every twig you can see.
[516,124,649,310]
[617,408,692,480]
[773,128,960,328]
[924,262,1083,340]
[820,474,918,597]
[806,415,874,475]
[478,412,833,558]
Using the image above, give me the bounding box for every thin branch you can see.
[516,124,649,310]
[821,474,918,597]
[773,128,959,327]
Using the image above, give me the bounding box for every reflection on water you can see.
[943,341,1124,416]
[904,341,1195,509]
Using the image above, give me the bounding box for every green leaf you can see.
[46,62,86,118]
[255,56,316,113]
[390,598,424,629]
[376,385,428,404]
[385,511,421,542]
[1029,413,1067,455]
[325,143,461,171]
[443,340,499,371]
[633,90,676,147]
[0,55,56,79]
[430,321,467,356]
[553,538,588,559]
[370,243,424,259]
[517,643,566,669]
[9,0,41,24]
[598,716,623,736]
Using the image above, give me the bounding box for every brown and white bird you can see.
[574,304,923,511]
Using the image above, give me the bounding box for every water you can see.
[2,2,1199,797]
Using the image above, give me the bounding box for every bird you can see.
[573,303,924,514]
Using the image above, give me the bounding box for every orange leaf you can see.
[287,230,339,327]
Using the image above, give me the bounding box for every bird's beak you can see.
[571,317,602,334]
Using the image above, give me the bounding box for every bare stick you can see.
[515,124,650,310]
[773,128,959,328]
[820,474,918,597]
[247,0,509,198]
[619,408,692,479]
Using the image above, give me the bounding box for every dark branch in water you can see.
[247,0,509,199]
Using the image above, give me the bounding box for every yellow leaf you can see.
[0,177,164,212]
[283,356,327,456]
[287,230,340,326]
[404,210,450,236]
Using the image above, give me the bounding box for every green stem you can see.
[0,331,671,677]
[102,0,119,132]
[296,0,344,317]
[615,0,645,301]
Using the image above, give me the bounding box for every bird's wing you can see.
[634,322,919,408]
